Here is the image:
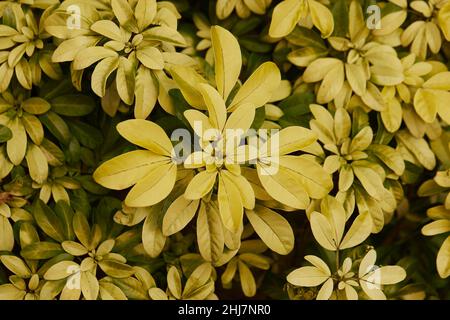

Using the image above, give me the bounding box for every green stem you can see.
[335,249,340,272]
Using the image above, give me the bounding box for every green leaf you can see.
[0,124,12,143]
[33,200,66,242]
[50,95,96,117]
[39,112,71,145]
[21,242,64,260]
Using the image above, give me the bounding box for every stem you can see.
[335,249,340,272]
[334,249,341,298]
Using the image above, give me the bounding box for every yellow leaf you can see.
[369,144,405,176]
[44,261,79,280]
[21,97,51,115]
[361,82,385,111]
[414,88,438,123]
[183,263,212,298]
[211,25,242,100]
[245,205,294,255]
[51,36,100,63]
[422,220,450,236]
[125,162,177,207]
[303,58,341,83]
[426,22,441,54]
[358,249,377,278]
[99,282,127,300]
[116,119,173,156]
[142,26,186,47]
[310,211,336,250]
[73,47,118,70]
[0,284,26,300]
[308,0,334,38]
[22,113,43,145]
[198,83,227,130]
[287,266,329,287]
[437,91,450,124]
[317,62,344,103]
[355,187,385,233]
[0,217,14,251]
[154,69,176,114]
[317,278,334,300]
[221,257,238,284]
[345,63,366,96]
[222,171,255,210]
[349,0,366,42]
[167,266,182,299]
[136,47,164,70]
[375,266,407,285]
[93,150,167,190]
[7,117,27,165]
[437,236,450,278]
[90,20,123,42]
[334,108,351,143]
[257,161,310,209]
[263,126,317,156]
[111,0,137,32]
[396,130,436,170]
[170,65,208,109]
[320,196,346,244]
[116,56,135,105]
[135,0,157,31]
[340,211,373,249]
[349,127,373,153]
[218,172,243,232]
[148,287,168,300]
[381,98,402,133]
[25,144,48,184]
[184,170,217,200]
[162,195,199,236]
[338,166,353,193]
[134,66,158,119]
[269,0,304,38]
[81,271,99,300]
[278,155,333,199]
[238,261,256,297]
[0,255,31,278]
[216,0,237,19]
[229,62,281,111]
[239,253,270,270]
[352,163,385,200]
[372,10,407,36]
[91,56,119,97]
[142,206,166,258]
[224,102,255,133]
[197,201,225,262]
[438,2,450,41]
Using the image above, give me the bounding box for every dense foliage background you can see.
[0,0,449,300]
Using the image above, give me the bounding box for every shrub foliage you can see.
[0,0,449,300]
